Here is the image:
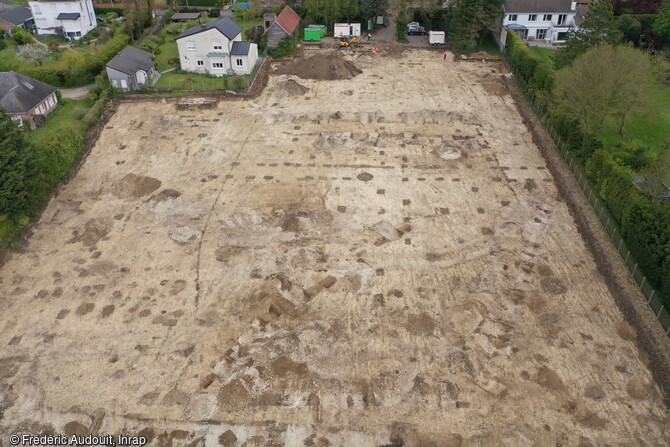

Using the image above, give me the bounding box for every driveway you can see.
[59,85,91,100]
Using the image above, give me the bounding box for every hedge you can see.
[505,31,554,101]
[94,7,125,15]
[586,150,670,304]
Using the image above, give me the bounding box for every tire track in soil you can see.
[193,119,257,305]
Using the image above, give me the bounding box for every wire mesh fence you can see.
[503,50,670,338]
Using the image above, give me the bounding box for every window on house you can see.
[212,62,224,69]
[213,41,223,50]
[508,14,517,21]
[558,14,567,25]
[236,58,243,66]
[528,14,537,21]
[543,14,552,21]
[537,29,547,39]
[187,41,196,50]
[197,59,204,66]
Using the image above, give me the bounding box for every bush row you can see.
[505,31,554,103]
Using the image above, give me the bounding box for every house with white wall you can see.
[501,0,580,45]
[28,0,97,40]
[176,18,259,77]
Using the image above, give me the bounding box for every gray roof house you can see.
[0,71,58,129]
[175,17,259,76]
[498,0,582,49]
[0,6,34,33]
[106,46,159,91]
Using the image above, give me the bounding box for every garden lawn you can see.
[234,17,263,33]
[154,39,179,71]
[600,82,670,152]
[530,47,556,69]
[154,71,249,91]
[28,99,89,146]
[0,45,25,71]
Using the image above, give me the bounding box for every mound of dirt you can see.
[276,52,362,81]
[275,79,309,97]
[469,51,498,60]
[481,76,509,97]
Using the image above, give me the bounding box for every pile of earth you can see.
[480,74,509,97]
[275,79,309,96]
[276,52,362,80]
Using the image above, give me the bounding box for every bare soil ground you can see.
[1,49,669,446]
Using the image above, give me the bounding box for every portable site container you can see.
[334,23,361,38]
[304,28,322,41]
[429,31,445,45]
[308,24,326,37]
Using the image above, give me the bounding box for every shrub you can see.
[167,56,178,65]
[38,126,84,185]
[0,40,6,51]
[11,27,33,45]
[268,36,297,59]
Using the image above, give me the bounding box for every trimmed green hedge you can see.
[505,31,554,105]
[586,150,670,304]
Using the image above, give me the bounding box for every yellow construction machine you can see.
[339,35,361,48]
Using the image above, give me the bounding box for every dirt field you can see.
[1,49,669,446]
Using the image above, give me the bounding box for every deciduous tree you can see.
[16,43,51,66]
[554,0,621,68]
[553,45,652,144]
[446,0,503,52]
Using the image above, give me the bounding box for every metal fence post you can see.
[657,305,664,319]
[640,276,646,290]
[648,289,655,304]
[632,263,638,277]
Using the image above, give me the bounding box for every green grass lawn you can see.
[154,39,179,71]
[28,99,89,146]
[0,45,24,71]
[154,71,249,91]
[600,82,670,152]
[233,17,263,33]
[530,46,556,69]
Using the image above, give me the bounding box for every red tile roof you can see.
[275,5,300,35]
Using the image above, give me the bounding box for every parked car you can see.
[407,25,426,36]
[406,22,419,29]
